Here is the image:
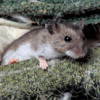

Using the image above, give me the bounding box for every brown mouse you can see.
[1,19,87,70]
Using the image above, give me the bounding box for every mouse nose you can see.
[73,46,86,58]
[78,51,85,58]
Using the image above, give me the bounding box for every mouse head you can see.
[45,19,87,59]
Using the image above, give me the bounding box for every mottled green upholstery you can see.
[0,0,100,25]
[0,48,100,99]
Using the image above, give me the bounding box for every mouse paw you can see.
[39,56,48,70]
[40,61,48,70]
[8,58,18,64]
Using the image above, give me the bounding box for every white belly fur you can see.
[2,43,64,65]
[37,43,64,59]
[2,43,36,65]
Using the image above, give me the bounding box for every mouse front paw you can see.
[39,56,48,70]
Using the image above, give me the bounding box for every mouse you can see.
[1,19,87,70]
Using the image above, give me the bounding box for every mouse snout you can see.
[65,46,87,59]
[77,50,85,58]
[72,46,86,58]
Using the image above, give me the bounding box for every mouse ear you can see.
[77,18,84,29]
[45,19,59,34]
[74,18,84,30]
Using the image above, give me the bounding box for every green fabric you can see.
[0,0,100,25]
[0,48,100,99]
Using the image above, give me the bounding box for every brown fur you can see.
[1,19,87,64]
[47,24,86,53]
[1,28,43,58]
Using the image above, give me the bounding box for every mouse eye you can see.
[64,36,72,42]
